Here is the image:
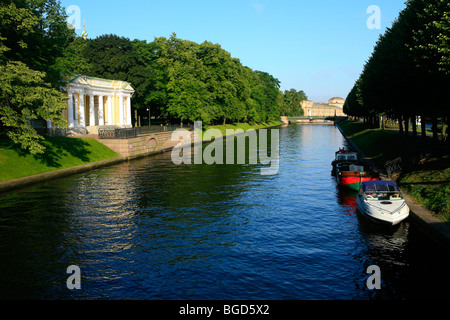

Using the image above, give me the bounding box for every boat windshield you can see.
[364,192,403,201]
[363,183,399,193]
[336,154,358,161]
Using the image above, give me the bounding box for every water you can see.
[0,124,449,300]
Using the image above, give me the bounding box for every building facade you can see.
[328,97,345,107]
[301,97,346,117]
[61,75,135,134]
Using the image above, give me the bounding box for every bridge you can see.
[284,116,348,124]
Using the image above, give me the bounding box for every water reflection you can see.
[0,124,449,300]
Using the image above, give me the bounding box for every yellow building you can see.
[63,75,135,134]
[328,97,345,107]
[301,98,346,117]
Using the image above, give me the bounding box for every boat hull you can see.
[338,172,379,191]
[356,195,409,226]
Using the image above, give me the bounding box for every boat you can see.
[331,148,360,176]
[356,180,410,226]
[336,162,379,191]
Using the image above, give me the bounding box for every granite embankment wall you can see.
[98,131,187,158]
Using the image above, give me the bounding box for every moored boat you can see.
[336,163,379,191]
[331,148,360,176]
[356,180,410,226]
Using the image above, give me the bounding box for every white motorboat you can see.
[356,180,409,226]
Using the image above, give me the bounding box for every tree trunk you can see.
[412,116,417,137]
[398,115,404,135]
[421,114,427,139]
[223,118,226,125]
[405,115,410,137]
[442,116,447,137]
[432,115,438,141]
[447,113,450,143]
[442,115,448,143]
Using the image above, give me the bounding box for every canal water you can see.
[0,124,449,300]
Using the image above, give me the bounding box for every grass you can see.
[397,158,450,223]
[204,121,284,136]
[0,137,119,182]
[338,119,450,225]
[338,120,410,168]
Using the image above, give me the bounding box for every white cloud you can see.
[251,1,265,14]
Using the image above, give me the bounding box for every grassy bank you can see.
[0,137,119,182]
[204,121,284,136]
[338,120,450,225]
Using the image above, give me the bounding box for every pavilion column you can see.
[89,94,95,126]
[126,96,132,126]
[68,92,74,128]
[79,94,86,127]
[107,95,113,125]
[119,95,124,125]
[99,95,105,126]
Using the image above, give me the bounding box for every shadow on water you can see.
[337,184,450,300]
[3,137,92,168]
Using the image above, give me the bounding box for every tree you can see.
[0,1,68,154]
[0,61,66,154]
[82,34,153,110]
[132,39,168,119]
[1,0,75,86]
[349,0,449,139]
[126,33,288,125]
[281,89,307,116]
[53,36,93,76]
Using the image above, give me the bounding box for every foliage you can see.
[1,0,308,156]
[82,34,153,110]
[136,33,286,124]
[344,0,450,139]
[53,37,93,76]
[0,0,71,155]
[0,61,66,154]
[280,88,307,116]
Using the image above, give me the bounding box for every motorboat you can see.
[331,148,360,176]
[356,180,410,226]
[336,163,379,191]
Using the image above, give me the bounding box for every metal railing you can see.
[98,124,194,140]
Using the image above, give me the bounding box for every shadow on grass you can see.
[2,137,92,168]
[401,180,450,186]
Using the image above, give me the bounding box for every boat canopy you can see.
[335,153,358,161]
[361,181,400,193]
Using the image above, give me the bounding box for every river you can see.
[0,124,449,300]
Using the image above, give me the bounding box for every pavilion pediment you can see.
[68,74,134,93]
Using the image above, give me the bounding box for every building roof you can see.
[66,74,134,92]
[311,104,342,108]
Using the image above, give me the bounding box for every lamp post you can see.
[147,107,151,126]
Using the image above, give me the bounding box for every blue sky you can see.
[61,0,407,102]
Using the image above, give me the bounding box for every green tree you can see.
[133,33,284,125]
[282,89,307,116]
[132,39,168,119]
[53,36,93,76]
[1,0,75,86]
[0,1,68,154]
[83,34,152,110]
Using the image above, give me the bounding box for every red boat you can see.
[336,163,379,191]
